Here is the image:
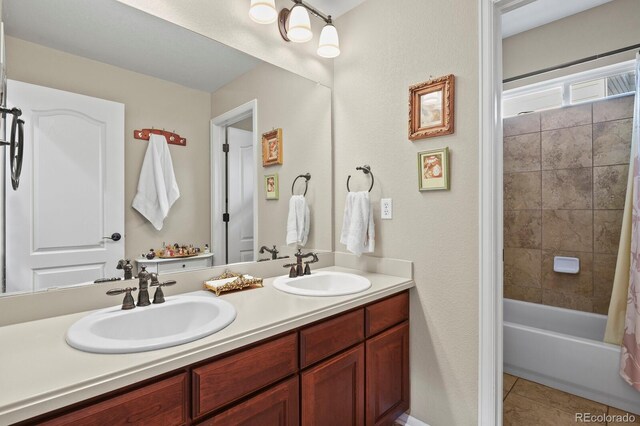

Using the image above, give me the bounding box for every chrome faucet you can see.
[283,249,318,277]
[259,245,279,260]
[137,265,151,307]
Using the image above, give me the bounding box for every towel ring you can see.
[346,165,374,192]
[291,173,311,196]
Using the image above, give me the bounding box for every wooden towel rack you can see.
[133,128,187,146]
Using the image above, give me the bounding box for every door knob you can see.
[104,232,122,242]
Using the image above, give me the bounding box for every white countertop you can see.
[0,266,413,424]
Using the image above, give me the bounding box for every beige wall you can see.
[6,36,212,260]
[116,0,333,88]
[211,62,332,253]
[503,0,640,89]
[334,0,479,424]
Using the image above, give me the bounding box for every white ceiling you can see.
[305,0,366,18]
[3,0,262,93]
[502,0,613,38]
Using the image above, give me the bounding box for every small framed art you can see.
[262,128,283,166]
[265,173,279,199]
[409,74,455,140]
[418,147,450,191]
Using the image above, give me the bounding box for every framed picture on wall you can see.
[409,74,455,140]
[265,173,279,200]
[262,128,283,166]
[418,147,450,191]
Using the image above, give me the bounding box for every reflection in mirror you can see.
[1,0,332,295]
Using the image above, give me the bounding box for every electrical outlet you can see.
[381,198,392,219]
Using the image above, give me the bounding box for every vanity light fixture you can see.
[286,2,313,43]
[249,0,278,24]
[317,18,340,58]
[252,0,340,58]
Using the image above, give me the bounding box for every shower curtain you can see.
[605,53,640,391]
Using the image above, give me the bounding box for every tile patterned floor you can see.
[504,373,640,426]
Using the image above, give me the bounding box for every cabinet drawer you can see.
[365,291,409,337]
[40,373,187,426]
[192,333,298,418]
[197,377,299,426]
[158,257,212,273]
[300,309,364,368]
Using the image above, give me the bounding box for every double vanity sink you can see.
[0,260,414,425]
[66,271,372,354]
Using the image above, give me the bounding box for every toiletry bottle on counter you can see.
[204,244,210,254]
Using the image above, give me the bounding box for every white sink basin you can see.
[66,295,236,354]
[273,271,371,296]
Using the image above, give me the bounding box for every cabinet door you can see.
[366,322,410,426]
[198,377,299,426]
[302,344,365,426]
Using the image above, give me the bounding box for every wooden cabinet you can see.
[29,290,410,426]
[192,333,298,418]
[366,322,410,426]
[365,292,409,337]
[197,377,299,426]
[38,373,188,426]
[302,345,365,426]
[300,309,364,368]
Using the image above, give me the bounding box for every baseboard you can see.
[396,413,430,426]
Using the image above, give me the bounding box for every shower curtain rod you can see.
[503,43,640,84]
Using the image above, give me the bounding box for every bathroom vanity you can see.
[0,261,413,425]
[26,291,408,426]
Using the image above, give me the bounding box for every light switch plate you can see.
[381,198,392,219]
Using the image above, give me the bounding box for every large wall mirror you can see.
[1,0,332,295]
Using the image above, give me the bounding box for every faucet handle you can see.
[283,263,297,278]
[151,280,177,287]
[151,280,177,304]
[106,287,137,310]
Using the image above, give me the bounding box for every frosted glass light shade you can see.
[249,0,277,24]
[317,23,340,58]
[287,4,313,43]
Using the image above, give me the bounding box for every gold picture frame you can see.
[409,74,455,141]
[265,173,279,200]
[418,147,450,191]
[262,128,283,166]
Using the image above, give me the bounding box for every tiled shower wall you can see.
[503,94,634,314]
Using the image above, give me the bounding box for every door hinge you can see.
[222,143,229,153]
[223,213,230,222]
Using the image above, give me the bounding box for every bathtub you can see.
[504,299,640,414]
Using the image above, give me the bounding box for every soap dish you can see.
[553,256,580,274]
[204,270,263,296]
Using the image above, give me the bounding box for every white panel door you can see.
[6,80,124,292]
[227,127,254,264]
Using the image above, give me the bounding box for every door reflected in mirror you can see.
[0,0,332,295]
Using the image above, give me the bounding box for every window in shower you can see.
[503,60,636,117]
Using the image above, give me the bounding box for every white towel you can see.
[132,134,180,230]
[286,195,310,246]
[340,191,375,256]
